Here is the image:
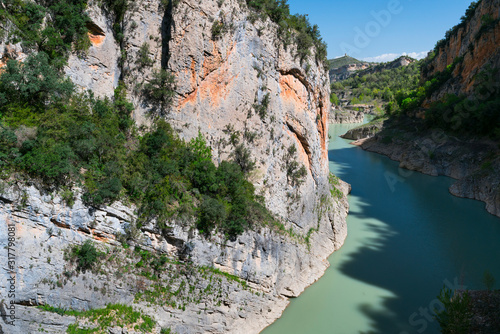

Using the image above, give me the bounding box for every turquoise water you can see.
[262,121,500,334]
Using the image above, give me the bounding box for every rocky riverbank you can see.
[349,120,500,218]
[329,108,364,124]
[340,117,385,139]
[0,177,350,334]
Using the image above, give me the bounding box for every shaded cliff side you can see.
[351,118,500,218]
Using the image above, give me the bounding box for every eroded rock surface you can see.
[0,0,350,332]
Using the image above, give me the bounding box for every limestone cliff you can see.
[329,108,364,124]
[421,0,500,105]
[0,0,349,333]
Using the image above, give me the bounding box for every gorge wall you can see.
[0,0,349,333]
[421,0,500,105]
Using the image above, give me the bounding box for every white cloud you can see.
[362,51,430,63]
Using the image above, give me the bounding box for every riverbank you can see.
[329,108,364,124]
[350,118,500,218]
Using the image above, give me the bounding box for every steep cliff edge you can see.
[421,0,500,105]
[0,0,349,333]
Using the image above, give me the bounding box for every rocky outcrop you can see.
[329,55,415,83]
[353,123,500,218]
[329,62,371,82]
[0,179,349,333]
[356,56,415,77]
[340,118,385,140]
[329,108,364,124]
[121,0,346,255]
[421,0,500,105]
[0,0,350,333]
[65,4,121,98]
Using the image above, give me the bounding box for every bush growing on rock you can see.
[69,240,103,272]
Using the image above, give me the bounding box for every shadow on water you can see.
[263,121,500,334]
[327,142,500,334]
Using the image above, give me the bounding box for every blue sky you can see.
[287,0,474,62]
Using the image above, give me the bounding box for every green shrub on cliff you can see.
[142,69,176,115]
[69,240,104,272]
[434,286,472,333]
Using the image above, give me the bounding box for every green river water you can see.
[262,120,500,334]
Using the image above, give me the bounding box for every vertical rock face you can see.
[0,0,350,333]
[120,0,349,307]
[65,1,121,98]
[421,0,500,104]
[163,0,333,233]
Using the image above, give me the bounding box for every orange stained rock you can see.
[190,57,197,88]
[179,88,198,109]
[88,32,105,47]
[279,74,309,110]
[284,121,312,172]
[425,2,500,97]
[199,64,238,107]
[202,41,224,78]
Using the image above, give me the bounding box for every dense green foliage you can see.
[434,286,472,333]
[0,0,90,68]
[331,60,421,107]
[423,67,500,138]
[394,57,500,138]
[0,52,74,110]
[245,0,327,66]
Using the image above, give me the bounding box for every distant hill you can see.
[328,55,417,83]
[356,56,416,77]
[328,55,364,69]
[328,55,372,82]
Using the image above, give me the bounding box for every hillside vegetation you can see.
[330,60,421,109]
[391,0,500,138]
